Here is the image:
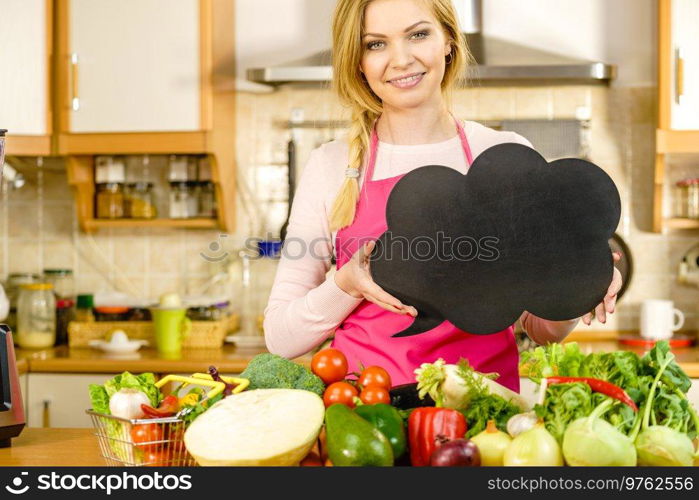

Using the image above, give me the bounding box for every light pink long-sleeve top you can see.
[264,120,579,359]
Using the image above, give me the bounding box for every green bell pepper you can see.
[355,403,407,459]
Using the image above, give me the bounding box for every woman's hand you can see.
[334,241,418,316]
[582,252,623,325]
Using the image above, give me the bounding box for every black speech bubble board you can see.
[370,143,621,337]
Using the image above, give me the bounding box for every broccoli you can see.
[240,353,325,396]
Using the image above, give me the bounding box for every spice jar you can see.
[675,179,689,218]
[169,181,198,218]
[198,181,217,217]
[125,182,157,219]
[687,179,699,219]
[16,283,56,349]
[96,183,125,219]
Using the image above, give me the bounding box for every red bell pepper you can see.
[408,407,467,466]
[141,395,179,418]
[546,376,638,412]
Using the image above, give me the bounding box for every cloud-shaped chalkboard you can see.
[370,143,621,337]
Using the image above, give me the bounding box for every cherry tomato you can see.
[359,384,391,405]
[311,348,348,385]
[142,448,170,466]
[358,366,392,390]
[323,381,358,408]
[130,424,163,452]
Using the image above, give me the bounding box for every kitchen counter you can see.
[11,337,699,378]
[0,428,102,466]
[16,358,28,375]
[15,344,310,374]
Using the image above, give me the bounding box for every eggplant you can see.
[389,383,434,410]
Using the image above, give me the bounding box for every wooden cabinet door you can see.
[671,0,699,129]
[64,0,202,133]
[26,373,119,428]
[0,0,50,136]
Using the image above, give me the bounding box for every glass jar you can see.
[43,269,74,300]
[3,273,41,332]
[168,155,197,182]
[687,179,699,219]
[169,181,198,218]
[96,183,125,219]
[674,179,689,218]
[125,182,157,219]
[198,181,217,218]
[16,283,56,349]
[0,129,6,178]
[238,241,281,343]
[75,294,95,322]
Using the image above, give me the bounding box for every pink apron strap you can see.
[362,115,473,192]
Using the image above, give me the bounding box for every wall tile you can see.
[7,203,40,239]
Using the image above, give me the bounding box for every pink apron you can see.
[331,118,520,392]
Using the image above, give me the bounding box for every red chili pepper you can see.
[141,395,179,418]
[408,407,467,466]
[546,376,638,412]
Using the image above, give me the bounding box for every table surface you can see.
[0,428,103,466]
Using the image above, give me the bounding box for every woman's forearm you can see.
[520,311,579,344]
[263,275,362,358]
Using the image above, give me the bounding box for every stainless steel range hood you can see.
[247,0,615,85]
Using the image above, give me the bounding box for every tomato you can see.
[358,366,392,390]
[311,348,348,385]
[130,424,163,452]
[323,381,358,408]
[300,452,323,467]
[142,448,170,466]
[359,384,391,405]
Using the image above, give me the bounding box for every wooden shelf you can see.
[656,129,699,154]
[83,218,218,232]
[664,218,699,229]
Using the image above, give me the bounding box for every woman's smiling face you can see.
[361,0,452,110]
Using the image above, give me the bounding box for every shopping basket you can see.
[87,372,249,466]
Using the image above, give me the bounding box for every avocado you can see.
[325,404,394,466]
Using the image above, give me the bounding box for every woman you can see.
[264,0,621,391]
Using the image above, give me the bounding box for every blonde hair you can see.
[329,0,470,231]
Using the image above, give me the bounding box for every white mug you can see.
[640,299,684,340]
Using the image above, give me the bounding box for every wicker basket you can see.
[68,314,239,349]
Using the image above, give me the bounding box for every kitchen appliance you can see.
[0,325,26,447]
[248,0,615,85]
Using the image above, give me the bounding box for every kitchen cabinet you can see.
[26,373,119,428]
[55,0,216,154]
[58,0,238,232]
[654,0,699,231]
[0,0,52,155]
[61,0,202,135]
[668,0,699,130]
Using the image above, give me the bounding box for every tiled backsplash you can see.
[2,84,698,332]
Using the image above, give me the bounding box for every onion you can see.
[109,388,150,419]
[430,437,481,467]
[470,420,512,466]
[503,422,563,466]
[507,411,538,438]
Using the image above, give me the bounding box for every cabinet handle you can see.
[69,53,80,111]
[42,400,50,428]
[675,47,684,105]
